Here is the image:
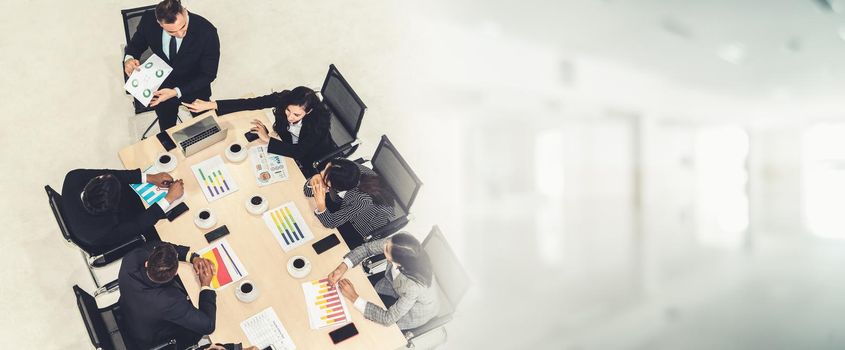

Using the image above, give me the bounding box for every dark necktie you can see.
[169,35,177,61]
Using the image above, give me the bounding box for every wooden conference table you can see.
[118,107,406,349]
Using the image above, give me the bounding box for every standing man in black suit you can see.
[123,0,220,131]
[61,168,184,255]
[119,242,217,349]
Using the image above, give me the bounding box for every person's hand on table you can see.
[164,180,184,202]
[191,256,210,274]
[249,119,270,144]
[338,279,359,301]
[124,58,141,76]
[181,99,217,113]
[197,258,215,287]
[147,173,173,188]
[150,88,177,107]
[327,262,348,286]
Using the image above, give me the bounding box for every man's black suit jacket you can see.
[61,169,165,255]
[125,11,220,101]
[216,90,334,172]
[119,244,216,349]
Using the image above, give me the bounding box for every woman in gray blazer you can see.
[328,233,439,330]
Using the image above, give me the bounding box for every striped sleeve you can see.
[315,192,369,228]
[303,179,314,197]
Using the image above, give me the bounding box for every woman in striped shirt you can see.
[304,158,397,245]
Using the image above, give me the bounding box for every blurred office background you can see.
[4,0,845,349]
[416,0,845,349]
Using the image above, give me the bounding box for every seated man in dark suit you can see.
[123,0,220,130]
[119,242,217,349]
[61,168,184,255]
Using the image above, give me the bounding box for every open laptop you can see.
[171,115,227,157]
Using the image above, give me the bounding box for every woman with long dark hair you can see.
[328,232,439,330]
[304,158,397,244]
[183,86,333,175]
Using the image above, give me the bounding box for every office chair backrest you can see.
[371,135,423,217]
[423,226,470,316]
[320,64,366,150]
[74,285,117,350]
[121,5,156,63]
[45,185,73,243]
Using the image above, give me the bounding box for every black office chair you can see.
[312,64,367,169]
[402,225,471,347]
[358,135,423,241]
[121,5,180,140]
[332,135,421,250]
[46,185,145,288]
[74,283,178,350]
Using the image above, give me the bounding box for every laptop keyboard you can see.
[179,125,221,149]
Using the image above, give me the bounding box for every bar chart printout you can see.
[191,155,239,202]
[196,239,248,290]
[131,164,168,205]
[302,278,351,329]
[131,182,167,205]
[262,202,315,252]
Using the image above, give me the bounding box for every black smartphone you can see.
[244,131,259,142]
[313,233,341,254]
[166,203,189,222]
[156,131,177,151]
[329,323,358,344]
[204,225,230,243]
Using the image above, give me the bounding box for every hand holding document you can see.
[124,54,173,107]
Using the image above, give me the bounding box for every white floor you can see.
[0,1,463,348]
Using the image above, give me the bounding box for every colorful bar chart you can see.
[191,155,239,202]
[262,202,314,252]
[130,182,167,206]
[302,278,351,329]
[197,239,248,290]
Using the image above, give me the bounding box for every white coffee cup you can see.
[225,142,247,163]
[156,152,177,172]
[235,280,259,303]
[245,194,268,215]
[287,256,311,279]
[194,208,216,229]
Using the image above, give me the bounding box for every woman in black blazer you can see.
[183,86,333,176]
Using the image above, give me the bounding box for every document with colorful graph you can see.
[196,239,248,290]
[302,278,351,329]
[124,53,172,106]
[191,155,239,202]
[131,165,168,206]
[262,202,315,252]
[248,145,289,187]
